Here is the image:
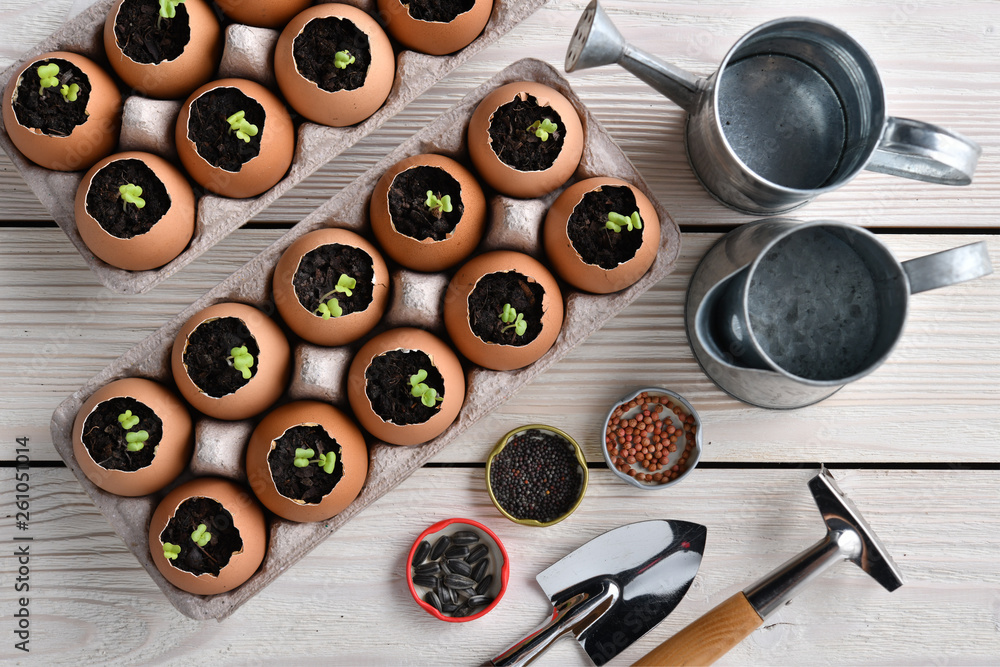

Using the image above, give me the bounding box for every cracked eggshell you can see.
[2,51,121,172]
[275,4,395,127]
[215,0,313,29]
[175,78,294,198]
[72,377,193,497]
[467,81,583,199]
[347,328,465,446]
[171,302,291,420]
[444,250,563,371]
[104,0,222,99]
[544,177,660,294]
[370,153,486,272]
[75,151,196,271]
[148,477,267,595]
[273,228,389,346]
[377,0,493,56]
[246,401,369,522]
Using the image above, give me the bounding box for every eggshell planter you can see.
[0,0,545,293]
[50,60,681,620]
[215,0,313,29]
[378,0,493,56]
[370,153,486,271]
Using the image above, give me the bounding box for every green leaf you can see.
[514,318,527,336]
[295,448,315,459]
[527,118,558,141]
[118,410,139,430]
[227,110,258,143]
[320,451,336,474]
[334,274,356,296]
[334,50,355,70]
[409,369,428,387]
[628,211,642,230]
[37,63,60,95]
[230,345,254,379]
[159,0,185,19]
[162,542,181,560]
[191,524,211,547]
[420,387,439,408]
[500,303,516,324]
[125,430,149,451]
[60,83,79,102]
[119,183,146,210]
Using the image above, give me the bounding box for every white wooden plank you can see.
[0,467,998,665]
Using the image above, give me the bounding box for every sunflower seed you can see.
[466,543,489,563]
[445,544,470,560]
[446,559,472,577]
[444,573,476,590]
[414,561,440,576]
[412,574,439,588]
[475,574,493,595]
[471,558,490,582]
[451,530,480,545]
[437,582,453,605]
[468,595,492,608]
[439,559,451,576]
[441,603,459,614]
[429,535,451,560]
[411,540,430,566]
[424,590,442,611]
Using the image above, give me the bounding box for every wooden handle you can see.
[633,591,764,666]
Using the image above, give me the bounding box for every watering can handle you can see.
[902,241,993,295]
[866,117,982,186]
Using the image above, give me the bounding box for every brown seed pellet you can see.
[605,391,698,486]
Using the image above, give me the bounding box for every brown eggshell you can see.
[2,51,121,172]
[75,151,196,271]
[370,153,486,272]
[347,328,465,446]
[444,251,564,371]
[175,78,294,198]
[104,0,222,99]
[246,401,369,522]
[544,177,661,294]
[275,4,395,127]
[72,378,193,497]
[377,0,493,55]
[468,81,583,199]
[215,0,313,29]
[171,302,291,420]
[148,477,267,595]
[273,228,389,346]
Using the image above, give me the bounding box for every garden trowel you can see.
[489,519,707,666]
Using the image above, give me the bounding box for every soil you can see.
[293,17,371,93]
[489,428,583,523]
[11,58,91,136]
[365,349,445,425]
[159,496,243,577]
[85,159,171,239]
[292,243,376,315]
[387,166,465,241]
[187,87,265,172]
[182,316,260,398]
[567,185,644,269]
[404,0,476,22]
[268,425,344,504]
[81,396,162,471]
[114,0,191,65]
[467,271,544,346]
[488,94,565,172]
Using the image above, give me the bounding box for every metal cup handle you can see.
[902,241,993,294]
[866,117,982,186]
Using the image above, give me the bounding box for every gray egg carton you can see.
[0,0,545,294]
[49,59,682,620]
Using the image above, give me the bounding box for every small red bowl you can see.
[406,517,509,622]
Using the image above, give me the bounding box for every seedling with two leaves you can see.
[315,274,356,320]
[425,191,453,217]
[228,345,255,379]
[527,118,558,141]
[292,447,337,474]
[606,210,642,233]
[500,303,527,336]
[117,409,148,452]
[409,369,443,408]
[227,110,258,143]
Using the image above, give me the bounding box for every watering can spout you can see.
[566,0,703,112]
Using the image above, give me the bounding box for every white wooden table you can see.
[2,0,998,664]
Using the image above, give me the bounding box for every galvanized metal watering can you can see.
[566,1,982,214]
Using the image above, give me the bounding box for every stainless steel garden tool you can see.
[634,470,903,666]
[490,520,707,666]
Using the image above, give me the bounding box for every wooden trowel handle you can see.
[632,591,764,666]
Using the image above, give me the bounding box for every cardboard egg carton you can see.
[0,0,545,294]
[49,59,682,620]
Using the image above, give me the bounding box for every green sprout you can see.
[293,447,315,467]
[226,110,258,143]
[527,118,558,141]
[314,274,356,320]
[228,345,254,379]
[191,523,211,547]
[36,63,60,97]
[500,303,527,336]
[606,211,642,233]
[409,369,443,408]
[315,298,343,320]
[159,0,185,19]
[60,83,79,102]
[293,447,337,474]
[118,410,140,430]
[162,542,181,560]
[424,190,453,217]
[125,430,149,452]
[334,50,355,70]
[119,183,145,211]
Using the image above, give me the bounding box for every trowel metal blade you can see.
[536,520,706,666]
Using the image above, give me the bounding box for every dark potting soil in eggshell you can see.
[468,271,544,346]
[490,429,582,522]
[404,0,476,23]
[267,424,344,504]
[81,396,162,471]
[182,316,260,398]
[365,350,445,425]
[86,159,170,238]
[293,17,371,92]
[187,88,265,172]
[292,243,376,315]
[388,166,465,241]
[568,185,644,269]
[114,0,191,64]
[159,497,243,576]
[488,95,564,172]
[11,58,92,136]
